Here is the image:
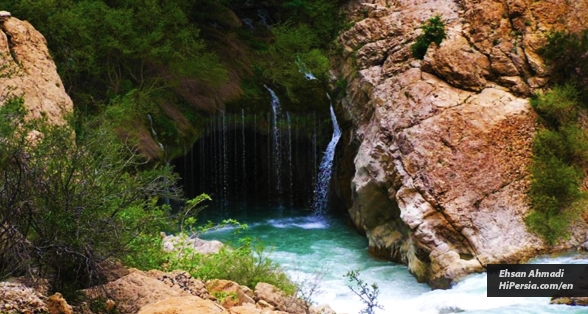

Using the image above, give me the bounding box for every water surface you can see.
[199,203,588,314]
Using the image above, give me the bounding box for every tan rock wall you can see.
[336,0,588,287]
[0,15,72,125]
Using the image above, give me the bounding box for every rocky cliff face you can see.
[335,0,588,287]
[0,12,72,124]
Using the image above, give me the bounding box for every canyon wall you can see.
[0,12,72,124]
[334,0,588,287]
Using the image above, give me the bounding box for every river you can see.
[198,203,588,314]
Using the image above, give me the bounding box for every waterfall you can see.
[286,112,293,207]
[258,8,270,29]
[242,109,246,199]
[253,115,258,200]
[222,113,228,204]
[264,85,282,203]
[147,114,164,151]
[312,101,342,214]
[295,55,317,80]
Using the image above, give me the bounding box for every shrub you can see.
[0,98,181,293]
[530,84,579,128]
[124,230,297,295]
[540,30,588,101]
[411,15,447,59]
[526,84,588,244]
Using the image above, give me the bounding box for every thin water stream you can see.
[199,204,588,314]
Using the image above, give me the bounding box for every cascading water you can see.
[147,114,164,151]
[312,100,341,214]
[258,8,270,29]
[264,85,283,203]
[295,55,317,80]
[222,114,228,204]
[287,112,293,207]
[242,109,246,199]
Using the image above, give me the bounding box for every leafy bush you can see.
[411,15,447,59]
[530,84,579,128]
[540,30,588,101]
[124,229,297,295]
[526,85,588,244]
[259,23,329,103]
[0,98,181,292]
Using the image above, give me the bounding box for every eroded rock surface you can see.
[0,14,72,124]
[336,0,588,287]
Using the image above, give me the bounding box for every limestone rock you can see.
[83,269,194,314]
[45,293,72,314]
[336,0,588,287]
[550,296,588,306]
[310,304,336,314]
[149,269,210,299]
[0,16,73,125]
[137,296,228,314]
[424,35,491,92]
[254,283,305,314]
[0,11,10,22]
[161,233,224,255]
[207,279,255,309]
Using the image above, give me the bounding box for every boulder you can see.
[83,269,193,314]
[0,16,73,124]
[0,11,10,22]
[45,293,72,314]
[138,296,228,314]
[161,233,224,255]
[207,279,255,309]
[254,283,305,314]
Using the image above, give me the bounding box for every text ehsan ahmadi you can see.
[499,269,565,278]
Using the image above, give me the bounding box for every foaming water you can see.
[199,204,588,314]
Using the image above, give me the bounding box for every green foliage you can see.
[1,0,227,110]
[259,23,329,103]
[527,85,588,244]
[345,270,383,314]
[0,98,181,292]
[530,84,579,128]
[540,30,588,101]
[124,224,297,295]
[281,0,345,46]
[411,15,447,59]
[211,291,238,304]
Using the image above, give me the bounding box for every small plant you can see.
[411,14,447,59]
[212,291,238,304]
[345,270,383,314]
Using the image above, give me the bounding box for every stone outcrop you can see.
[82,269,322,314]
[335,0,588,287]
[0,13,73,124]
[161,232,225,255]
[138,297,228,314]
